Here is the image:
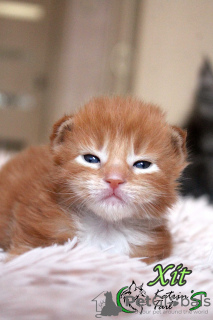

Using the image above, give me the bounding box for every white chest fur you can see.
[75,212,152,256]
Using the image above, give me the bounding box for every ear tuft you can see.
[170,126,187,163]
[50,115,73,146]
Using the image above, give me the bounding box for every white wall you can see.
[133,0,213,125]
[44,0,120,140]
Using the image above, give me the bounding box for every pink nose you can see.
[105,178,125,190]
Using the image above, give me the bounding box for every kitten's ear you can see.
[170,126,187,163]
[50,115,73,146]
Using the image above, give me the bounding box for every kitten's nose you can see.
[105,178,125,190]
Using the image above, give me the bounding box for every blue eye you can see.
[133,160,152,169]
[83,154,100,163]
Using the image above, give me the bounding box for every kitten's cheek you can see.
[128,185,158,205]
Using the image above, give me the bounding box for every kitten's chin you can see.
[87,198,135,222]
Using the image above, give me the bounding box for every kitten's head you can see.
[50,97,187,221]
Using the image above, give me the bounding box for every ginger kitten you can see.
[0,97,187,262]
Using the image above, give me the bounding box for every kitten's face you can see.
[51,97,187,221]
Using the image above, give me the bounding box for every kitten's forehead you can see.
[73,97,169,153]
[104,135,160,162]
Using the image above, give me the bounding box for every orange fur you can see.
[0,97,187,261]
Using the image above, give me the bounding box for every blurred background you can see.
[1,0,213,198]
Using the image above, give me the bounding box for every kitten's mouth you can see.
[101,192,125,204]
[104,194,122,201]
